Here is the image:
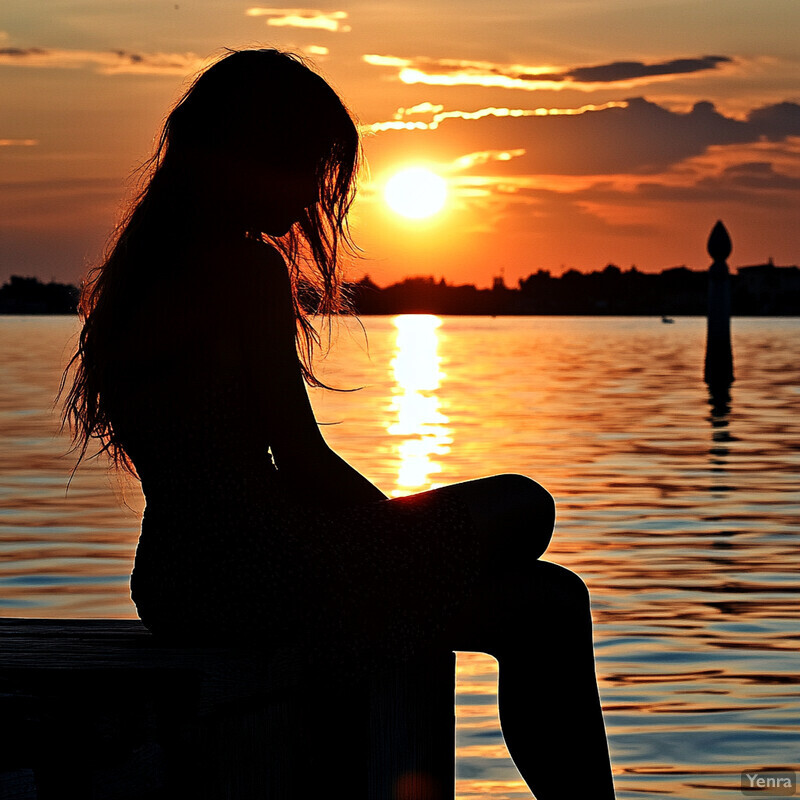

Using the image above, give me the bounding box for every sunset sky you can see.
[1,0,799,287]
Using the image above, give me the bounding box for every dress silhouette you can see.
[122,345,485,683]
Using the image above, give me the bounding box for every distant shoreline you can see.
[2,312,799,319]
[2,264,799,316]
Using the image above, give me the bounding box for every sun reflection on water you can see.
[387,315,452,496]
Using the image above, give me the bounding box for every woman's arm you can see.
[282,442,389,507]
[233,240,387,508]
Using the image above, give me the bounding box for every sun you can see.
[384,167,447,219]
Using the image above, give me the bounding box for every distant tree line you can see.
[2,262,798,316]
[347,262,800,316]
[0,276,79,314]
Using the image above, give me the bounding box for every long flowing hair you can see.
[59,47,362,477]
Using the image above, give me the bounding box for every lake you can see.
[1,314,798,799]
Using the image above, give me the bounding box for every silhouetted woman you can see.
[60,48,615,798]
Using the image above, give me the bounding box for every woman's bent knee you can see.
[501,473,555,526]
[438,473,556,569]
[492,474,556,560]
[474,472,555,529]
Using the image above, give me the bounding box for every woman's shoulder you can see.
[208,238,295,336]
[212,238,291,301]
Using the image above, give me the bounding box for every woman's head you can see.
[162,49,361,239]
[59,47,362,478]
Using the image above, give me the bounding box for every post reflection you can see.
[386,315,452,497]
[707,383,734,471]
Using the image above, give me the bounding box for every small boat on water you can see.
[661,315,675,324]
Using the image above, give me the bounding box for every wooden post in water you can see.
[704,220,734,390]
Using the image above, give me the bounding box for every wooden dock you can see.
[0,618,456,799]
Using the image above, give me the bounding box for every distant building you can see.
[734,260,800,314]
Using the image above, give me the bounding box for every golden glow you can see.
[362,54,410,68]
[400,66,557,91]
[449,148,526,170]
[396,101,444,117]
[384,167,447,219]
[386,315,452,496]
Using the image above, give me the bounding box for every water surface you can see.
[1,314,798,799]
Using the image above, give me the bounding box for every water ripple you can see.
[1,315,799,800]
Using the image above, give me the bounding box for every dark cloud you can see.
[746,102,800,141]
[0,47,47,56]
[366,98,800,176]
[540,55,731,84]
[634,163,800,206]
[363,53,734,88]
[111,50,145,64]
[537,161,800,215]
[495,186,656,238]
[719,161,800,191]
[0,46,199,74]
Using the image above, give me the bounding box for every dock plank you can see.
[0,618,455,799]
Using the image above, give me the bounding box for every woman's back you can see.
[108,241,284,504]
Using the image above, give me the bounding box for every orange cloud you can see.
[363,53,734,92]
[399,66,557,92]
[0,47,201,75]
[362,54,409,68]
[245,8,351,32]
[447,149,527,172]
[0,139,38,146]
[396,101,444,117]
[363,102,629,132]
[364,98,800,177]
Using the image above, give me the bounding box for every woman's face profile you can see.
[219,150,319,237]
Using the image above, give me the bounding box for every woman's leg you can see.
[433,475,616,800]
[436,473,557,568]
[291,472,614,796]
[453,562,615,800]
